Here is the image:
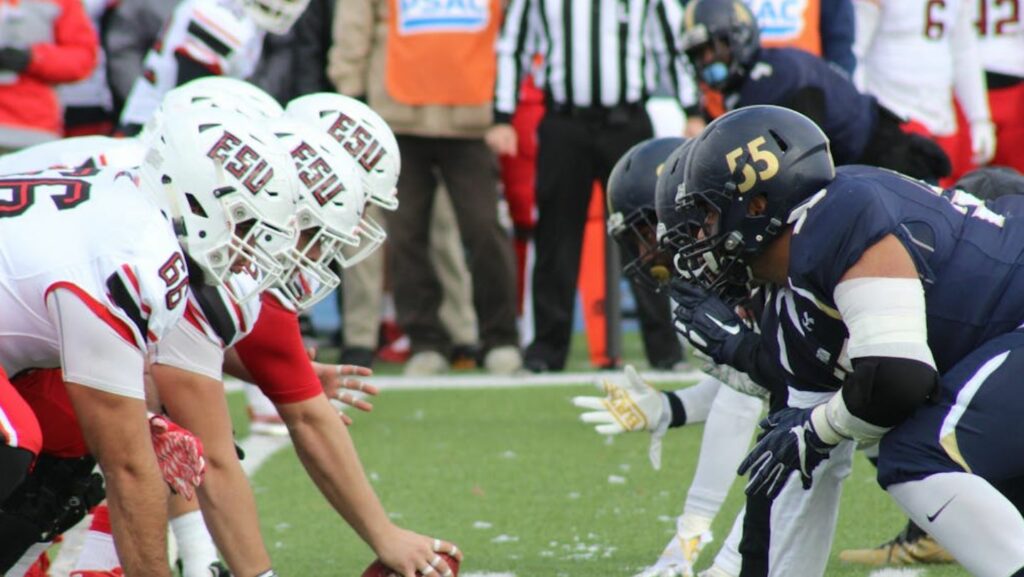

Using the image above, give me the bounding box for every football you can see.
[361,553,460,577]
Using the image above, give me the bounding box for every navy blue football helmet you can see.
[675,105,835,302]
[607,137,685,291]
[681,0,760,91]
[653,139,696,256]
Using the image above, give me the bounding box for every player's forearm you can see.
[102,443,173,576]
[277,397,394,548]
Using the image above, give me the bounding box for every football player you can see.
[0,103,297,577]
[853,0,995,181]
[681,0,951,183]
[573,137,768,577]
[118,0,310,134]
[675,104,1024,577]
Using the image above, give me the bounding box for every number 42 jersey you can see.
[0,167,188,377]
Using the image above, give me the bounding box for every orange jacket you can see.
[0,0,98,145]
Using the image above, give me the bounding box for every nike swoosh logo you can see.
[927,495,956,523]
[705,313,741,335]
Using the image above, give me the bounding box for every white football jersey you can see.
[180,272,264,350]
[975,0,1024,77]
[0,136,145,175]
[854,0,985,135]
[119,0,265,127]
[0,167,187,376]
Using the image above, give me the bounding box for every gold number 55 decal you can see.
[725,136,779,193]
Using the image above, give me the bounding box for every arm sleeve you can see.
[47,287,145,399]
[819,0,856,76]
[23,0,99,84]
[326,0,374,97]
[952,0,991,124]
[231,293,322,404]
[851,0,881,89]
[493,0,533,123]
[151,320,225,382]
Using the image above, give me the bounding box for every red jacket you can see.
[0,0,98,146]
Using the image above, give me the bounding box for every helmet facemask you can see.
[275,211,355,309]
[609,208,673,292]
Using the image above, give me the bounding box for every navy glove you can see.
[737,407,836,499]
[0,47,30,73]
[670,281,752,367]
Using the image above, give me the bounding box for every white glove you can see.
[691,350,770,400]
[971,120,997,165]
[572,365,669,434]
[572,365,671,469]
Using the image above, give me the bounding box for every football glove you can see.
[572,365,672,469]
[737,406,835,500]
[670,281,753,367]
[149,414,205,500]
[970,120,997,166]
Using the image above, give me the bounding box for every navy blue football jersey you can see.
[725,48,877,165]
[786,165,1024,374]
[758,286,849,394]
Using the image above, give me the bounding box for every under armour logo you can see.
[801,311,815,332]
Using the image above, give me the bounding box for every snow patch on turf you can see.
[473,521,493,529]
[867,569,925,577]
[608,475,627,484]
[462,573,517,577]
[491,534,520,543]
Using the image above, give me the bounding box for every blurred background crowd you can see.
[1,0,1021,378]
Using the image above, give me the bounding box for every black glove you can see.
[0,47,30,73]
[737,406,836,499]
[670,280,755,367]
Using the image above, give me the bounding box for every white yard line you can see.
[226,369,703,393]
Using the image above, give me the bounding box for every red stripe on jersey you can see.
[121,264,141,296]
[45,282,145,351]
[193,10,242,46]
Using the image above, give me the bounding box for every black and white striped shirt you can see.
[494,0,696,122]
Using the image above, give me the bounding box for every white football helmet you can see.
[284,93,400,211]
[269,118,385,308]
[141,78,283,144]
[140,107,299,303]
[240,0,310,35]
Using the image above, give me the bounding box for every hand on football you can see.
[572,364,669,435]
[373,527,462,577]
[737,406,835,499]
[149,414,205,500]
[670,281,753,367]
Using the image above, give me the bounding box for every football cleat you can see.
[838,521,955,566]
[633,531,713,577]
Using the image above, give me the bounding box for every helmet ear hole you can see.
[769,130,788,152]
[748,194,768,217]
[186,193,208,217]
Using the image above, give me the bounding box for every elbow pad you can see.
[813,356,938,445]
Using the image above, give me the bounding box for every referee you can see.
[487,0,695,372]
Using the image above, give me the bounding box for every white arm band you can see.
[834,277,936,368]
[811,393,890,445]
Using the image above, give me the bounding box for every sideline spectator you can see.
[0,0,97,152]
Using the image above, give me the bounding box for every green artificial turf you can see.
[248,384,971,576]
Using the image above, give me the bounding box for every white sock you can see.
[888,472,1024,577]
[710,507,744,577]
[673,375,722,424]
[74,504,121,572]
[170,510,221,577]
[6,542,53,577]
[684,386,763,519]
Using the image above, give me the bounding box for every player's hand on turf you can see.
[148,414,205,500]
[375,527,462,577]
[572,364,670,435]
[737,407,835,499]
[670,281,752,367]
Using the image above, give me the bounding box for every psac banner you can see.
[396,0,491,35]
